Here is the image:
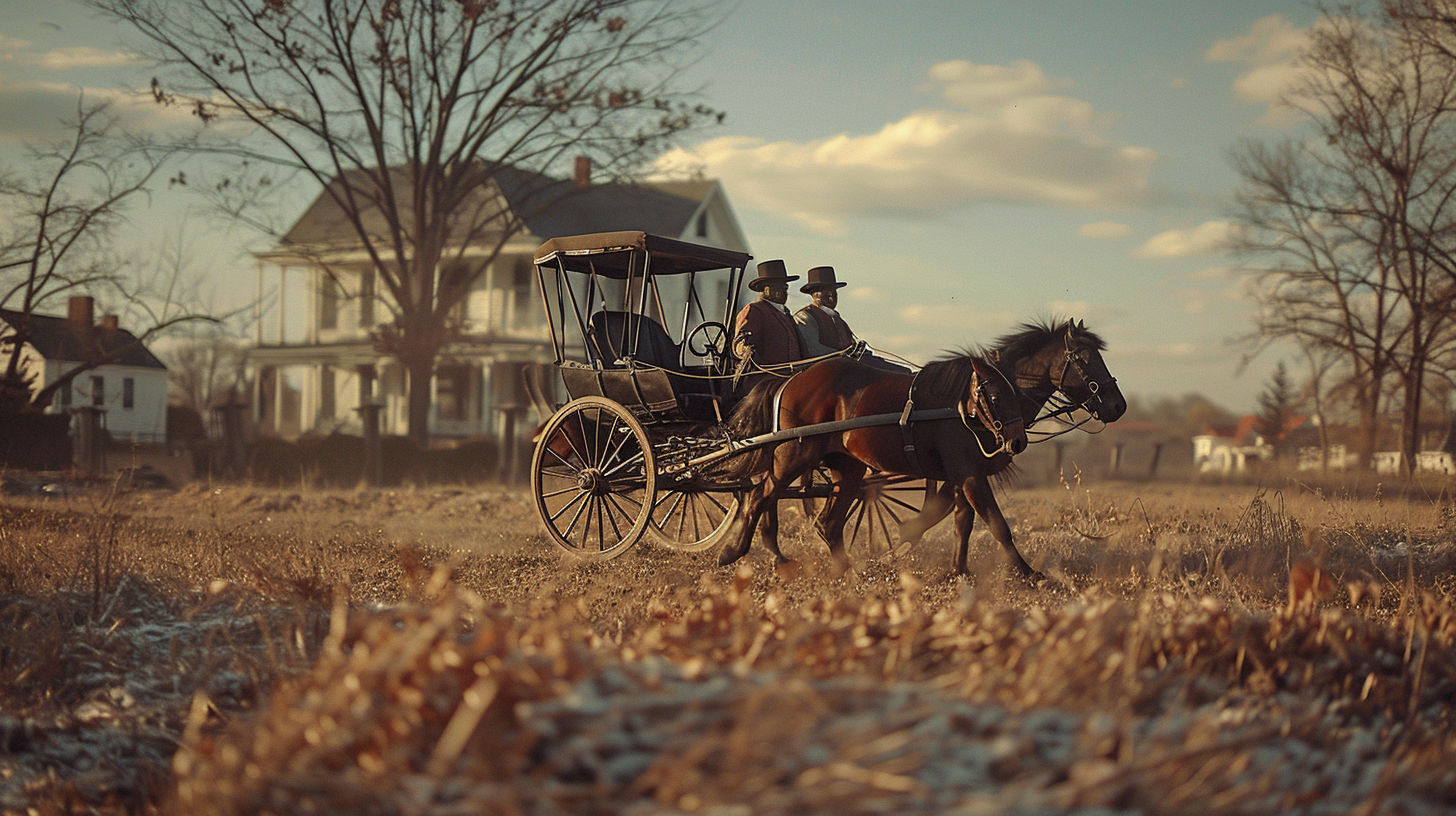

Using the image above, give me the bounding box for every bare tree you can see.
[0,96,207,413]
[1232,5,1456,474]
[88,0,725,444]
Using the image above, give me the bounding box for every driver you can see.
[795,265,909,372]
[732,259,807,388]
[793,266,855,355]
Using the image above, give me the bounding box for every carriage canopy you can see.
[532,231,751,278]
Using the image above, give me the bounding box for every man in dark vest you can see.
[794,266,855,355]
[795,265,909,372]
[732,260,808,390]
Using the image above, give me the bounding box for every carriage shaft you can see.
[681,407,960,471]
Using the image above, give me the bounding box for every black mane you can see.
[992,317,1105,362]
[915,350,985,406]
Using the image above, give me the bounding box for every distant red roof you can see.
[1201,414,1307,445]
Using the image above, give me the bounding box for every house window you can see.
[511,256,536,330]
[696,211,708,237]
[320,274,339,330]
[436,364,471,421]
[91,376,104,406]
[122,378,134,409]
[59,377,72,407]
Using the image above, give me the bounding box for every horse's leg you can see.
[718,473,775,566]
[963,474,1040,581]
[951,486,976,575]
[821,460,867,577]
[719,440,821,568]
[900,480,954,546]
[760,439,830,564]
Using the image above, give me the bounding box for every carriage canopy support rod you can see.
[681,407,961,471]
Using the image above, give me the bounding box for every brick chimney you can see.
[101,314,119,331]
[68,296,95,331]
[573,155,591,189]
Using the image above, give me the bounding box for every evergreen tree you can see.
[1256,361,1298,457]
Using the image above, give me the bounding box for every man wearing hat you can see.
[795,265,909,372]
[793,266,856,356]
[732,260,808,386]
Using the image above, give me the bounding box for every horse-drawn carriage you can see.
[527,231,1125,576]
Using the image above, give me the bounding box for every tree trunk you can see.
[406,354,434,448]
[1356,382,1380,472]
[1400,367,1425,478]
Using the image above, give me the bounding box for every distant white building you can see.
[250,161,750,442]
[0,296,169,443]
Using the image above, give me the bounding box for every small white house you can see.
[0,296,169,443]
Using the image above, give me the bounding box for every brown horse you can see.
[719,351,1027,576]
[896,318,1128,549]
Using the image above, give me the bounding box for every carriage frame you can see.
[530,231,954,561]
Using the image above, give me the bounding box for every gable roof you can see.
[276,163,716,252]
[0,309,166,370]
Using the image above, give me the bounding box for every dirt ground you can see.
[2,476,1456,814]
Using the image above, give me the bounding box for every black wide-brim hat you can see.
[800,265,847,294]
[748,259,799,291]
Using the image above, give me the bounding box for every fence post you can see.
[211,402,251,479]
[356,402,383,487]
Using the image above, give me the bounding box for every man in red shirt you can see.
[732,260,807,390]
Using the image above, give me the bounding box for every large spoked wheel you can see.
[801,469,937,559]
[646,486,739,552]
[843,473,936,559]
[531,397,656,560]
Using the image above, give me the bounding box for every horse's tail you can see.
[719,379,781,479]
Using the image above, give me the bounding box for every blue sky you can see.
[0,0,1324,412]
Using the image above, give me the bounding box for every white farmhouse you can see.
[250,161,750,444]
[0,296,169,443]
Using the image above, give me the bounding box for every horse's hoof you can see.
[775,559,801,582]
[718,538,751,567]
[828,554,852,579]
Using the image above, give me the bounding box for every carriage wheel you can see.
[801,469,936,559]
[646,486,738,552]
[531,397,656,560]
[842,473,936,559]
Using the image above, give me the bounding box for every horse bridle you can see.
[1052,334,1117,419]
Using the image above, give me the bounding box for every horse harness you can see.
[898,367,1009,475]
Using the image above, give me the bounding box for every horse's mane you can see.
[993,317,1106,362]
[914,349,986,406]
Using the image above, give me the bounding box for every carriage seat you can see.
[588,310,682,371]
[583,310,719,421]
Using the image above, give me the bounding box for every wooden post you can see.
[1148,442,1163,478]
[356,403,383,487]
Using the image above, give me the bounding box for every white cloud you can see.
[1185,266,1237,282]
[0,78,206,142]
[1077,220,1132,240]
[1133,221,1240,259]
[1206,15,1308,66]
[846,286,888,302]
[0,34,31,53]
[1206,15,1311,126]
[29,47,137,70]
[655,59,1160,233]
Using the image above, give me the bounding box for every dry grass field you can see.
[2,474,1456,814]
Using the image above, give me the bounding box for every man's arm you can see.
[733,304,757,360]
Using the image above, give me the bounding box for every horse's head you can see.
[1056,319,1126,422]
[968,355,1027,455]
